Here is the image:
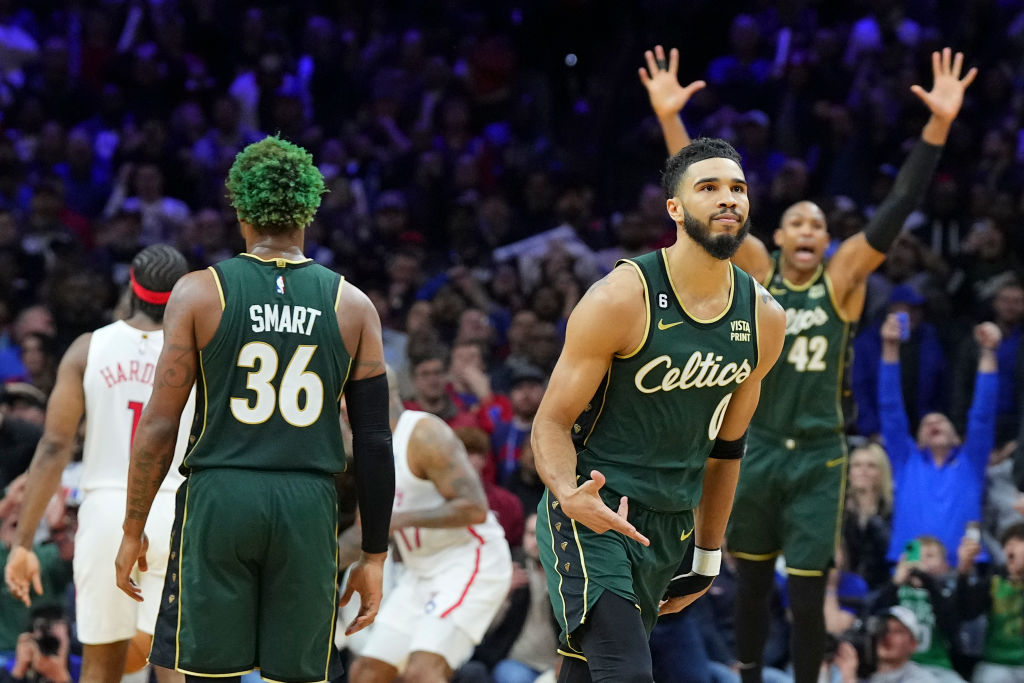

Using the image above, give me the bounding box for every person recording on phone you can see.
[879,315,1000,569]
[952,521,1024,681]
[852,285,948,442]
[869,536,965,682]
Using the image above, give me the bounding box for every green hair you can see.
[226,136,326,234]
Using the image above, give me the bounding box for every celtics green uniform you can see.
[537,250,760,657]
[150,253,350,682]
[727,255,852,573]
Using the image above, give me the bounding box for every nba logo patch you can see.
[275,275,285,295]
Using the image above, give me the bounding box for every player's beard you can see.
[683,209,751,260]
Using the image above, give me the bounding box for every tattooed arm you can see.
[392,414,488,529]
[5,333,89,606]
[116,271,208,600]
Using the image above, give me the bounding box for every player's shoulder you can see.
[579,262,647,314]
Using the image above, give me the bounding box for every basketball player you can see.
[349,369,512,683]
[5,244,191,683]
[532,137,786,682]
[113,136,395,683]
[639,46,976,681]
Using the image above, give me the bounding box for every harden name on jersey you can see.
[249,304,322,336]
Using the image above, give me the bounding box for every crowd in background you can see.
[2,0,1024,681]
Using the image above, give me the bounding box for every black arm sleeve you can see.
[863,139,943,253]
[345,373,395,554]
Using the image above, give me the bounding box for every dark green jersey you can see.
[751,254,852,438]
[572,250,760,513]
[184,253,351,474]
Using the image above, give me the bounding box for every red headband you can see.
[130,268,172,305]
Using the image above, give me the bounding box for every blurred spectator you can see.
[16,332,56,396]
[103,162,189,246]
[953,522,1024,681]
[0,407,40,492]
[0,382,46,427]
[843,443,894,591]
[950,277,1024,447]
[854,285,947,438]
[457,426,524,548]
[491,363,545,488]
[881,317,999,568]
[871,537,964,682]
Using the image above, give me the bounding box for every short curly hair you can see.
[226,136,326,234]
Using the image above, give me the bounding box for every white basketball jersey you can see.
[391,411,505,572]
[80,320,194,492]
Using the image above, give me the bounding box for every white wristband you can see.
[693,547,722,576]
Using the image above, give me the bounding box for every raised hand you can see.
[638,45,706,121]
[910,47,977,124]
[974,321,1002,350]
[559,470,650,546]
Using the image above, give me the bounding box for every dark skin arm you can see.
[659,285,786,615]
[115,271,214,601]
[335,279,390,636]
[390,414,488,530]
[4,333,89,606]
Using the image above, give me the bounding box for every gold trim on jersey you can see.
[182,352,212,469]
[557,649,587,661]
[823,271,854,323]
[334,275,346,312]
[786,567,825,577]
[780,264,823,292]
[662,248,735,324]
[324,519,340,682]
[545,490,574,652]
[582,366,612,448]
[833,439,849,559]
[175,480,191,671]
[208,267,225,311]
[614,261,649,359]
[833,322,851,432]
[240,252,313,265]
[338,357,353,403]
[731,550,780,562]
[570,520,590,625]
[177,669,256,678]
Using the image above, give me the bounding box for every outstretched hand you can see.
[638,45,706,121]
[910,47,977,124]
[339,553,385,636]
[559,470,650,546]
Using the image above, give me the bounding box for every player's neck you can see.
[664,240,733,299]
[778,258,819,287]
[122,312,161,331]
[241,223,306,260]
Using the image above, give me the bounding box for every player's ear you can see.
[666,196,685,223]
[773,227,784,248]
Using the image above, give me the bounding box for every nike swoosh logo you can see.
[658,319,684,330]
[769,288,786,295]
[680,527,694,541]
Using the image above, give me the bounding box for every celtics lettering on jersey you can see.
[753,257,851,436]
[572,250,759,512]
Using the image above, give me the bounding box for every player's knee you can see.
[401,657,450,683]
[348,657,395,683]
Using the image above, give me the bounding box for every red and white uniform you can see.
[360,410,512,669]
[74,320,195,644]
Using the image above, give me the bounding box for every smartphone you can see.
[895,311,911,341]
[904,539,921,562]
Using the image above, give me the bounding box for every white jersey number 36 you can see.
[230,342,324,427]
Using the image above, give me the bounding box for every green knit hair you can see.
[226,136,326,234]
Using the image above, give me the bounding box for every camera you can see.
[823,615,884,678]
[32,616,61,657]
